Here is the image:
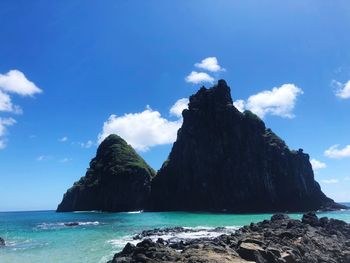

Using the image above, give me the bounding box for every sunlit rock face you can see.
[149,80,341,213]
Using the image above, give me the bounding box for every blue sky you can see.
[0,1,350,211]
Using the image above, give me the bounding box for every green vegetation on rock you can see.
[57,134,155,212]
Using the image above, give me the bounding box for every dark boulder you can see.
[64,222,79,227]
[149,80,344,213]
[0,237,5,246]
[57,134,155,212]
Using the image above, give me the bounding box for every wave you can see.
[107,225,239,251]
[36,221,99,230]
[4,239,49,251]
[127,210,143,214]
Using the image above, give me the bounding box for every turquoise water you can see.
[0,207,349,263]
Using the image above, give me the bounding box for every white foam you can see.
[36,221,100,230]
[107,226,239,252]
[127,210,143,214]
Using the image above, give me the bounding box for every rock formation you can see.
[57,134,155,212]
[149,80,342,212]
[109,213,350,263]
[0,237,5,246]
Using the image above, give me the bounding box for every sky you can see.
[0,0,350,211]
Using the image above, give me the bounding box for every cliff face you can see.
[57,134,155,212]
[149,80,340,212]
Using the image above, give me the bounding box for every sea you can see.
[1,204,349,263]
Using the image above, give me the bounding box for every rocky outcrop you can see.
[57,134,155,212]
[0,237,5,246]
[149,80,343,212]
[109,213,350,263]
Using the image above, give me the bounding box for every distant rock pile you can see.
[109,213,350,263]
[57,134,155,212]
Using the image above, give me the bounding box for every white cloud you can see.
[324,144,350,159]
[80,140,94,149]
[0,70,42,149]
[321,179,339,184]
[169,98,189,117]
[332,80,350,99]
[194,57,225,72]
[98,101,184,152]
[59,136,68,142]
[233,84,303,118]
[0,90,22,114]
[0,117,16,149]
[0,70,42,96]
[310,158,327,170]
[233,99,245,112]
[185,71,214,84]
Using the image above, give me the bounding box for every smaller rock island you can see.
[57,134,155,212]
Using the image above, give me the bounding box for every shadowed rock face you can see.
[57,134,155,212]
[149,80,342,212]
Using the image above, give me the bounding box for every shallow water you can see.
[0,207,349,263]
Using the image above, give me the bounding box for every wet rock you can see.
[109,213,350,263]
[237,242,265,261]
[64,222,79,227]
[0,237,5,246]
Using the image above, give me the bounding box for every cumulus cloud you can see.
[0,90,22,113]
[194,57,225,72]
[310,158,327,170]
[324,144,350,159]
[321,179,339,184]
[0,117,16,149]
[233,99,245,112]
[233,84,303,118]
[0,70,41,149]
[98,99,186,152]
[0,70,42,96]
[332,80,350,99]
[185,71,214,84]
[169,98,189,117]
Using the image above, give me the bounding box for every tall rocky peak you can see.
[57,134,155,212]
[188,79,233,111]
[150,80,342,212]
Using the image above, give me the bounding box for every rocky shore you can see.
[109,213,350,263]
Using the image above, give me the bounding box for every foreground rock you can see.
[150,80,343,212]
[109,213,350,263]
[0,237,5,246]
[57,134,155,212]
